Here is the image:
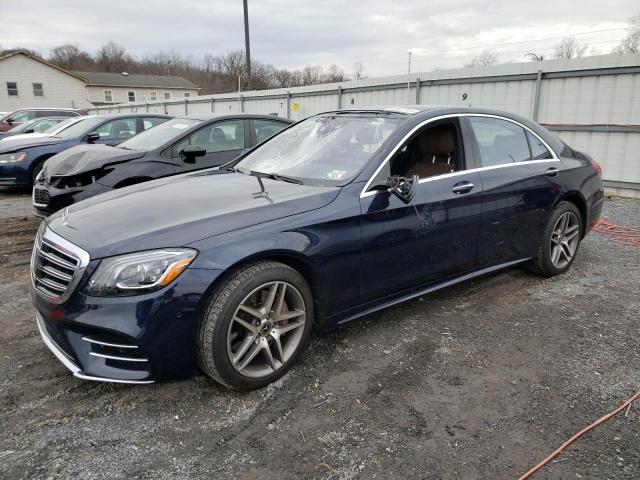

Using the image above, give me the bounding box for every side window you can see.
[389,121,462,179]
[143,117,168,130]
[128,91,136,102]
[468,117,531,167]
[33,120,58,132]
[10,111,36,123]
[254,120,288,144]
[104,90,113,102]
[526,131,553,160]
[94,118,137,140]
[173,120,245,156]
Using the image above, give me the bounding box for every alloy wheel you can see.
[550,211,580,269]
[227,281,306,378]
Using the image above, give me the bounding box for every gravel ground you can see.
[0,189,638,480]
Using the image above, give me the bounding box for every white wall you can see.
[85,85,199,105]
[0,55,88,110]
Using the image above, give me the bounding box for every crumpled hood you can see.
[0,135,67,153]
[44,144,145,180]
[47,171,340,259]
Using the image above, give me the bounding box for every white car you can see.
[0,116,91,143]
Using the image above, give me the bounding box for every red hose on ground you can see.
[592,219,640,247]
[518,389,640,479]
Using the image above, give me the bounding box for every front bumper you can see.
[32,266,222,383]
[0,162,30,186]
[36,312,154,384]
[32,181,111,216]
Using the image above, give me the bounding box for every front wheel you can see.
[197,261,313,390]
[525,201,582,277]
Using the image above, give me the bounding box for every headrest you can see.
[418,125,455,155]
[210,127,226,143]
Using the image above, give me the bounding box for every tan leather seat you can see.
[407,125,456,178]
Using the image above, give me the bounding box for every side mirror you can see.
[86,132,100,143]
[24,128,35,133]
[180,144,206,163]
[388,174,418,204]
[6,118,14,125]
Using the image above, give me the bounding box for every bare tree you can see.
[612,13,640,54]
[352,62,367,80]
[465,50,499,67]
[553,37,587,59]
[49,44,94,70]
[96,41,132,72]
[525,52,545,62]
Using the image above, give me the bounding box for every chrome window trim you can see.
[360,113,560,198]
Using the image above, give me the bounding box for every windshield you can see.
[54,117,101,139]
[118,118,201,151]
[235,114,402,185]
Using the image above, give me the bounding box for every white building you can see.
[0,50,200,111]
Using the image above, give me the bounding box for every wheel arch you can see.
[557,190,588,238]
[199,250,327,331]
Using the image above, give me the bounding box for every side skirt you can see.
[335,258,530,326]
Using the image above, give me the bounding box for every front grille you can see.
[31,226,89,303]
[33,187,50,206]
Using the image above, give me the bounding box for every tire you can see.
[197,261,313,390]
[31,160,45,187]
[525,201,582,277]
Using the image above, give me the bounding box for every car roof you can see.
[9,107,83,112]
[91,113,173,120]
[175,113,292,123]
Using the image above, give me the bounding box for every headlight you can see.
[0,152,27,163]
[83,248,197,297]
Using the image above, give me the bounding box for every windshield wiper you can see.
[250,170,303,185]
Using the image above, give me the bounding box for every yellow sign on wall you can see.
[292,102,300,111]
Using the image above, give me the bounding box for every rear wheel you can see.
[197,261,313,390]
[525,201,582,277]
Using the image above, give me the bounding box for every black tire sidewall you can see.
[31,160,44,186]
[540,201,582,275]
[204,263,313,390]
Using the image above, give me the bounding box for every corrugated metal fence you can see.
[89,54,640,195]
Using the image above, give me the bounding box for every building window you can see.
[6,82,18,96]
[149,91,158,101]
[104,90,113,102]
[128,91,136,102]
[32,83,44,97]
[184,92,191,98]
[164,92,171,100]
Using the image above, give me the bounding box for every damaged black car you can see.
[32,114,292,216]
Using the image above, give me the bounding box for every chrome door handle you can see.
[452,182,474,194]
[545,167,559,177]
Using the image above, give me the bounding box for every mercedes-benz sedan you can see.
[31,106,604,390]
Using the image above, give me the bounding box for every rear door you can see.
[465,115,562,266]
[171,118,248,173]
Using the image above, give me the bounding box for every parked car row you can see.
[28,105,604,390]
[0,107,86,132]
[32,114,292,215]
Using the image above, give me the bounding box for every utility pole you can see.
[243,0,252,90]
[406,51,412,103]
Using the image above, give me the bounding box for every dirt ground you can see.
[0,188,638,480]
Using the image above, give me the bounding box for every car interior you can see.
[391,121,463,179]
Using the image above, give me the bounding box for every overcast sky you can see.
[0,0,637,76]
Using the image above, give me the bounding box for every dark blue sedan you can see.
[0,113,171,187]
[30,106,604,389]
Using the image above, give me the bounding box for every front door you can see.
[172,119,248,173]
[358,118,483,302]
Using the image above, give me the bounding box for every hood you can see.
[0,132,47,143]
[47,171,340,258]
[44,144,145,179]
[0,135,67,153]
